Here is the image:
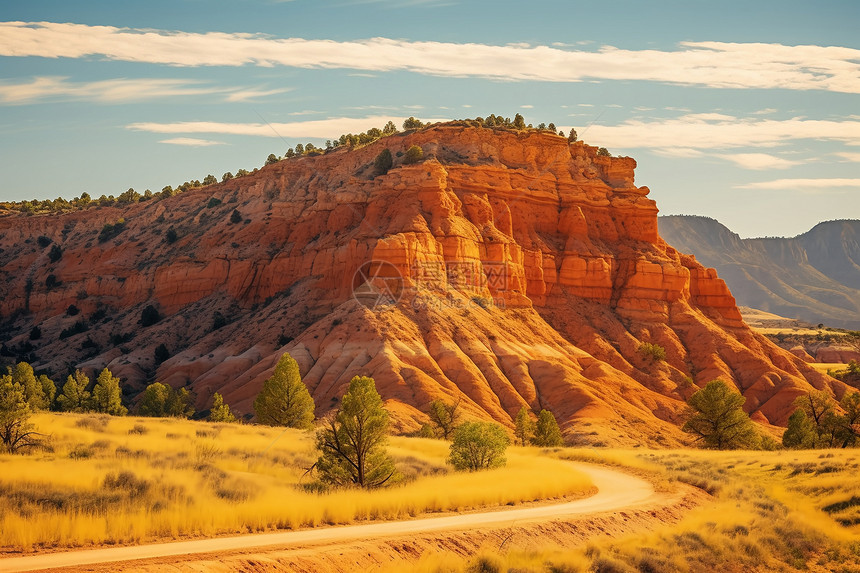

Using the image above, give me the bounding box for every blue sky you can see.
[1,0,858,238]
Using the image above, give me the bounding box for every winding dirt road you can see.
[0,463,667,572]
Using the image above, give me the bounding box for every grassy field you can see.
[810,362,849,374]
[0,413,592,552]
[387,448,860,572]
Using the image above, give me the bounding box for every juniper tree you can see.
[682,380,758,450]
[315,376,397,488]
[254,353,315,428]
[533,409,563,447]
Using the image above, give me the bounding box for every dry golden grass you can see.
[391,448,860,572]
[0,413,592,552]
[810,362,849,374]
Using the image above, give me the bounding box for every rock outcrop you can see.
[0,123,846,446]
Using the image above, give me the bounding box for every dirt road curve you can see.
[0,463,663,572]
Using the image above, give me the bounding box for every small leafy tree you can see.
[682,380,758,450]
[138,382,194,418]
[374,148,393,175]
[203,174,217,186]
[403,145,424,165]
[427,398,461,440]
[265,154,279,166]
[166,387,195,418]
[254,353,315,428]
[448,421,510,471]
[138,382,171,417]
[90,368,127,416]
[315,376,397,488]
[402,117,424,130]
[514,406,535,446]
[0,375,40,453]
[597,147,611,157]
[56,370,91,412]
[532,409,563,447]
[839,391,860,447]
[782,409,816,449]
[568,128,578,142]
[209,392,237,423]
[513,113,526,130]
[9,362,49,410]
[792,390,843,447]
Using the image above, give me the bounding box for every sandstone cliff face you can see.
[0,124,845,445]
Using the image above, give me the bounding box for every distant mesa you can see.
[659,216,860,330]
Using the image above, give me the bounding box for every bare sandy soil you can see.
[0,463,703,573]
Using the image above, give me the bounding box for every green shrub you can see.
[140,305,160,327]
[48,244,63,262]
[448,421,509,471]
[638,342,667,361]
[403,145,424,165]
[374,148,393,175]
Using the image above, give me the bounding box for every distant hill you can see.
[659,216,860,329]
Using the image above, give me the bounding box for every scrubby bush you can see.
[140,305,160,327]
[230,209,242,224]
[48,244,63,262]
[638,342,666,362]
[374,148,393,175]
[154,343,170,364]
[449,422,509,471]
[403,145,424,165]
[98,219,126,243]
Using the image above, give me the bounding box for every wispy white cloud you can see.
[159,137,226,146]
[0,76,227,104]
[583,114,860,150]
[520,104,534,109]
[652,147,705,158]
[0,76,287,104]
[2,22,860,93]
[716,153,800,170]
[224,87,291,102]
[736,178,860,190]
[835,152,860,162]
[128,115,409,139]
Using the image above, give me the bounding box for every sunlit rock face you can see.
[0,123,845,446]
